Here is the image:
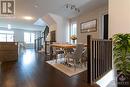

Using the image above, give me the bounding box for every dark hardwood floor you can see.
[0,49,99,87]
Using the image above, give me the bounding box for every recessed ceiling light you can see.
[34,5,38,8]
[8,24,11,29]
[23,16,33,20]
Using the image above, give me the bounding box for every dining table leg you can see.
[62,48,68,65]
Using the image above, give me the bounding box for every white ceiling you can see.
[0,0,108,31]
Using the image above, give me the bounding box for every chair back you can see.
[82,48,87,57]
[74,44,84,59]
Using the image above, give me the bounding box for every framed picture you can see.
[80,19,97,33]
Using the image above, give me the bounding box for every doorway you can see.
[103,14,108,39]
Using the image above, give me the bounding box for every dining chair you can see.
[81,47,87,67]
[66,43,84,70]
[53,47,64,63]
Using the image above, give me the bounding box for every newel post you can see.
[87,35,91,84]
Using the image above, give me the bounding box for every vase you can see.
[72,40,75,44]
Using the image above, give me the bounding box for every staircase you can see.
[34,26,49,54]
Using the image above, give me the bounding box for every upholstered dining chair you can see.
[81,48,87,67]
[66,43,84,70]
[53,47,64,63]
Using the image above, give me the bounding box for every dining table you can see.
[51,43,76,49]
[50,43,76,60]
[50,43,87,63]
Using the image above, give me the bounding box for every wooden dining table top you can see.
[51,43,87,49]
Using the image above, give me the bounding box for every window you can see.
[24,32,35,44]
[7,34,14,42]
[0,30,14,42]
[69,23,77,44]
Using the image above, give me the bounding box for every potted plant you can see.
[113,33,130,87]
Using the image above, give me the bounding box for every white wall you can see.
[13,29,24,42]
[109,0,130,38]
[77,5,108,44]
[50,14,69,43]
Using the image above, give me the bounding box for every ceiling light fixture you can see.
[65,3,80,12]
[23,16,33,20]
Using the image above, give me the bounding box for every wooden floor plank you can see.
[0,49,99,87]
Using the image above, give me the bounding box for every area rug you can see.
[46,58,87,77]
